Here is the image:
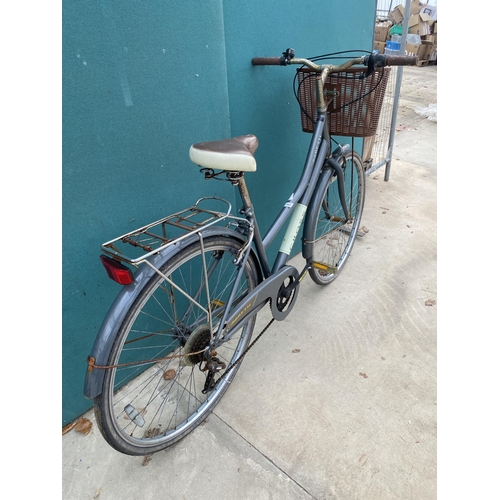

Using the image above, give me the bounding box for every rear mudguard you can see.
[83,226,260,400]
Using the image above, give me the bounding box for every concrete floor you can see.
[62,65,437,500]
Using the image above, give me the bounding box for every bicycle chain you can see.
[212,299,276,388]
[213,269,303,387]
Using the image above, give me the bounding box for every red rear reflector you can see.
[100,255,134,285]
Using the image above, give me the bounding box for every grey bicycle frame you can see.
[84,108,341,399]
[212,108,339,346]
[256,110,331,272]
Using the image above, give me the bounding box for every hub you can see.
[172,324,191,347]
[182,324,212,366]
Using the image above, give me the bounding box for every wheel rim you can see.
[101,238,257,451]
[312,154,364,281]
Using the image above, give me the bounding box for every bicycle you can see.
[83,49,417,456]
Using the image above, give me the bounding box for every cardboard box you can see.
[410,0,423,16]
[429,46,437,61]
[374,24,390,42]
[420,40,434,61]
[408,12,434,36]
[420,4,437,21]
[373,41,385,54]
[405,43,420,57]
[389,5,405,24]
[418,44,428,60]
[405,42,427,60]
[421,34,435,44]
[389,1,422,24]
[362,135,376,162]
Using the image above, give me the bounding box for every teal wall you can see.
[63,0,376,425]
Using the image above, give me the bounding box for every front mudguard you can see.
[83,226,258,400]
[302,164,335,262]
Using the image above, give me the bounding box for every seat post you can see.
[227,172,271,277]
[227,172,253,212]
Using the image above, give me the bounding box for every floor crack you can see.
[211,411,318,499]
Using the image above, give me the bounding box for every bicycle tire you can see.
[305,150,365,285]
[94,235,260,455]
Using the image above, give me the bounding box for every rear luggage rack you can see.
[101,197,243,265]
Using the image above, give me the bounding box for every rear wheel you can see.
[306,151,365,285]
[94,236,260,455]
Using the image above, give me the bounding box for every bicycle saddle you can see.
[189,134,258,172]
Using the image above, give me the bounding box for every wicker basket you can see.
[297,66,391,137]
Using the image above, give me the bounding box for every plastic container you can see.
[391,34,421,46]
[389,24,403,37]
[406,34,422,45]
[385,41,401,56]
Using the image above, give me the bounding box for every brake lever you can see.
[280,48,295,66]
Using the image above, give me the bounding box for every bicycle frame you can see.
[84,50,419,456]
[210,108,338,347]
[85,59,363,399]
[239,60,352,276]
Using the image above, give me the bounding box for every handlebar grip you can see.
[252,57,283,66]
[384,55,418,66]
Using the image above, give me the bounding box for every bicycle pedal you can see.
[209,299,226,318]
[337,227,365,238]
[311,261,338,274]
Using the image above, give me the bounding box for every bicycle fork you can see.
[328,144,353,221]
[325,156,350,222]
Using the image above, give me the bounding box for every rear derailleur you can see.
[201,352,226,394]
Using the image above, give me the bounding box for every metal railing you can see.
[364,0,411,181]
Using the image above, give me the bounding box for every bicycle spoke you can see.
[96,236,259,454]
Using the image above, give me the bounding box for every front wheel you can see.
[94,236,260,455]
[305,150,365,285]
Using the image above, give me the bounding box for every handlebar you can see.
[251,49,418,111]
[251,57,283,66]
[378,54,419,66]
[251,50,418,70]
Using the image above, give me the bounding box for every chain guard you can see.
[207,266,300,392]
